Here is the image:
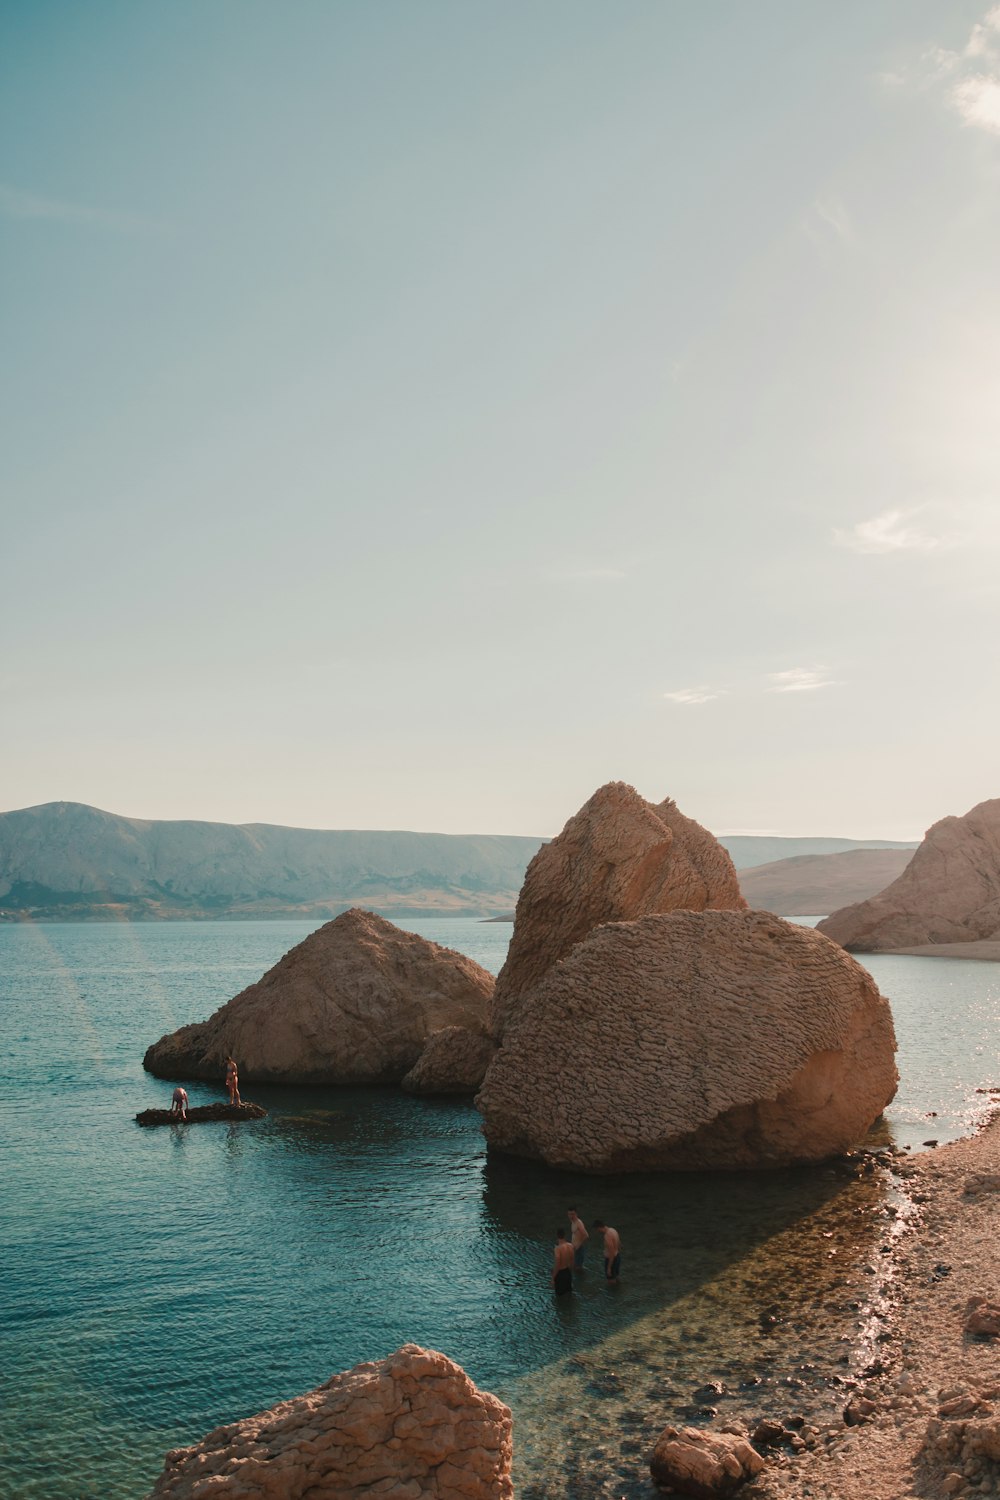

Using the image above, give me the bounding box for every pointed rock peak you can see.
[490,782,744,1037]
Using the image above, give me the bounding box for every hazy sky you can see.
[3,2,999,840]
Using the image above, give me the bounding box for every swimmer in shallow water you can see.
[592,1219,621,1284]
[552,1227,574,1295]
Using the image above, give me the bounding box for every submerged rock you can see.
[477,910,898,1171]
[490,782,745,1038]
[143,908,494,1087]
[818,797,1000,951]
[145,1343,513,1499]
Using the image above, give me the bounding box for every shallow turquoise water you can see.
[1,919,997,1499]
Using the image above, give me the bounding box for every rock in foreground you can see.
[490,782,745,1037]
[143,908,494,1087]
[818,798,1000,951]
[146,1343,513,1499]
[478,910,897,1171]
[650,1425,765,1497]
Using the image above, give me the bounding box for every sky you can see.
[3,2,1000,841]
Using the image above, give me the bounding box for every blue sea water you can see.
[1,918,998,1500]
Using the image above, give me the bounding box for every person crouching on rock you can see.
[552,1228,574,1295]
[170,1086,189,1121]
[225,1056,241,1106]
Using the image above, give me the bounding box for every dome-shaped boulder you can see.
[477,910,897,1171]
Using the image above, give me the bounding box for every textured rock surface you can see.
[490,783,745,1037]
[401,1025,496,1095]
[143,908,494,1086]
[649,1425,765,1497]
[477,910,897,1171]
[818,798,1000,952]
[146,1343,513,1500]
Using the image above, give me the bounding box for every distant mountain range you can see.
[0,802,919,922]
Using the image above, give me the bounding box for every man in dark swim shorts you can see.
[552,1227,574,1295]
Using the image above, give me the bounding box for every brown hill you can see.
[738,847,914,917]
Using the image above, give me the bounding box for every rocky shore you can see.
[740,1106,1000,1500]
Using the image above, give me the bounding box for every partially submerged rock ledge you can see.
[136,1102,267,1126]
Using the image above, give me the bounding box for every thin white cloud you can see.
[909,5,1000,135]
[767,668,839,694]
[832,507,952,555]
[0,182,166,234]
[811,194,857,246]
[663,686,725,705]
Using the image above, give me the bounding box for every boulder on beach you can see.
[143,908,495,1088]
[145,1343,513,1500]
[490,782,745,1037]
[649,1425,765,1498]
[818,798,1000,952]
[477,910,898,1171]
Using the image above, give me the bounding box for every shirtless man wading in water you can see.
[568,1208,588,1269]
[552,1228,574,1295]
[593,1219,621,1284]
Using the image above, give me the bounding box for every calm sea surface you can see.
[1,918,998,1499]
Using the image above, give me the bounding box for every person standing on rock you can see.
[568,1208,589,1269]
[552,1228,574,1295]
[170,1086,189,1121]
[593,1220,621,1284]
[225,1056,241,1106]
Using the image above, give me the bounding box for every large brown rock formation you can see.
[143,908,494,1087]
[401,1025,496,1095]
[145,1344,513,1500]
[477,910,897,1171]
[818,799,1000,952]
[490,782,745,1037]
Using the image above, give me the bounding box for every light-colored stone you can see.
[490,783,745,1038]
[401,1025,496,1095]
[146,1344,513,1500]
[144,908,494,1086]
[477,909,897,1171]
[818,798,1000,952]
[649,1424,765,1497]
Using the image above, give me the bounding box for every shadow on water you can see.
[479,1146,906,1498]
